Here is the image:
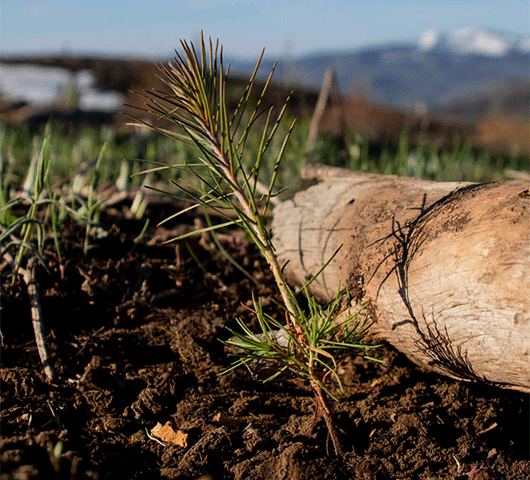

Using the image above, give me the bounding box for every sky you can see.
[1,0,529,60]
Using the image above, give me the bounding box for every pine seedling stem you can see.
[184,118,300,323]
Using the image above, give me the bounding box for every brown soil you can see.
[1,201,528,480]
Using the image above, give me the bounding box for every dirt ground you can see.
[1,201,529,480]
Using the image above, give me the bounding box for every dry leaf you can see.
[150,421,188,447]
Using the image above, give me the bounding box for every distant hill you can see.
[228,27,530,121]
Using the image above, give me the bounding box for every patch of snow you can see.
[417,26,530,57]
[418,29,440,51]
[0,63,124,111]
[450,27,509,56]
[80,90,124,111]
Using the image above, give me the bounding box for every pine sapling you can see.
[129,32,381,455]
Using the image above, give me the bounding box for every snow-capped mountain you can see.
[229,26,529,118]
[418,27,530,56]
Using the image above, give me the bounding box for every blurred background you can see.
[1,0,529,172]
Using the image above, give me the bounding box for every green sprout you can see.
[130,32,381,455]
[0,136,61,277]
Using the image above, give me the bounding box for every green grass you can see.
[2,115,527,203]
[310,128,529,183]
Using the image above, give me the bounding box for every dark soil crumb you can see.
[1,209,528,480]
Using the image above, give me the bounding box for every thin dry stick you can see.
[306,68,335,152]
[306,67,348,155]
[22,256,56,382]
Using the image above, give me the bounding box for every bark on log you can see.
[271,166,530,393]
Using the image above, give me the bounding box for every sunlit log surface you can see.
[272,166,530,393]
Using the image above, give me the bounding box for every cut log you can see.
[272,166,530,393]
